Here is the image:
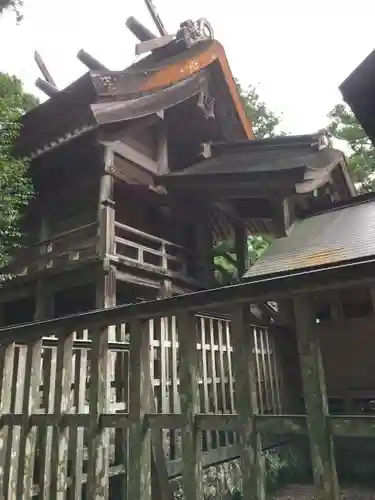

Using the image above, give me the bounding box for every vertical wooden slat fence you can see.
[0,306,282,499]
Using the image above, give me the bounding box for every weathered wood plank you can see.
[169,315,179,459]
[49,331,74,500]
[69,338,88,500]
[331,415,375,437]
[128,319,152,500]
[86,326,110,500]
[199,316,211,451]
[196,414,241,431]
[6,345,27,500]
[15,339,43,500]
[231,304,265,500]
[256,415,307,435]
[294,295,339,500]
[0,343,16,498]
[209,317,219,447]
[177,312,203,500]
[254,328,264,414]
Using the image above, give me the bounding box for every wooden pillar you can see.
[194,204,214,288]
[33,279,55,498]
[128,319,152,500]
[156,118,168,175]
[293,295,339,500]
[86,325,110,499]
[34,280,54,320]
[177,312,202,500]
[234,221,249,279]
[97,165,116,326]
[231,304,265,500]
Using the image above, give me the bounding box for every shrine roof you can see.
[244,193,375,280]
[160,134,352,196]
[18,39,253,158]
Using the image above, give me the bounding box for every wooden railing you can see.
[1,270,375,499]
[0,300,281,499]
[112,221,198,285]
[6,222,99,277]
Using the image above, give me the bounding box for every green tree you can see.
[0,73,37,269]
[0,0,22,20]
[327,103,375,193]
[236,80,283,139]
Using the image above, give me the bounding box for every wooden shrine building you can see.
[2,10,375,500]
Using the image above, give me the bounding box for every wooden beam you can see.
[135,35,175,55]
[231,304,265,500]
[128,320,152,500]
[86,324,110,499]
[108,140,159,174]
[34,50,56,86]
[5,257,375,342]
[293,295,339,500]
[144,0,168,37]
[35,77,58,97]
[126,16,156,41]
[156,122,168,175]
[77,49,108,71]
[177,312,203,500]
[331,415,375,438]
[273,198,295,237]
[234,220,249,278]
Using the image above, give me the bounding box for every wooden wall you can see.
[318,316,375,395]
[30,136,102,239]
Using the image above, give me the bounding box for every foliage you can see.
[0,0,23,21]
[236,80,283,139]
[230,448,300,499]
[214,235,272,284]
[0,73,37,268]
[327,103,375,193]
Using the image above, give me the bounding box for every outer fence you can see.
[0,309,281,499]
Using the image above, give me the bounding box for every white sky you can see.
[1,0,375,134]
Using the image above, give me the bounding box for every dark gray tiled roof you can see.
[244,198,375,279]
[161,133,345,179]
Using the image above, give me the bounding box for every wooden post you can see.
[156,120,168,175]
[194,203,214,288]
[49,332,74,499]
[128,319,152,500]
[177,312,203,500]
[293,295,339,500]
[0,342,15,498]
[231,304,265,500]
[234,220,249,279]
[86,325,110,499]
[33,280,55,498]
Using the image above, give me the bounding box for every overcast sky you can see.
[1,0,374,134]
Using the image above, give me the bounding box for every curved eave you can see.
[137,40,254,140]
[18,40,253,159]
[25,72,212,160]
[90,40,253,139]
[91,72,209,125]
